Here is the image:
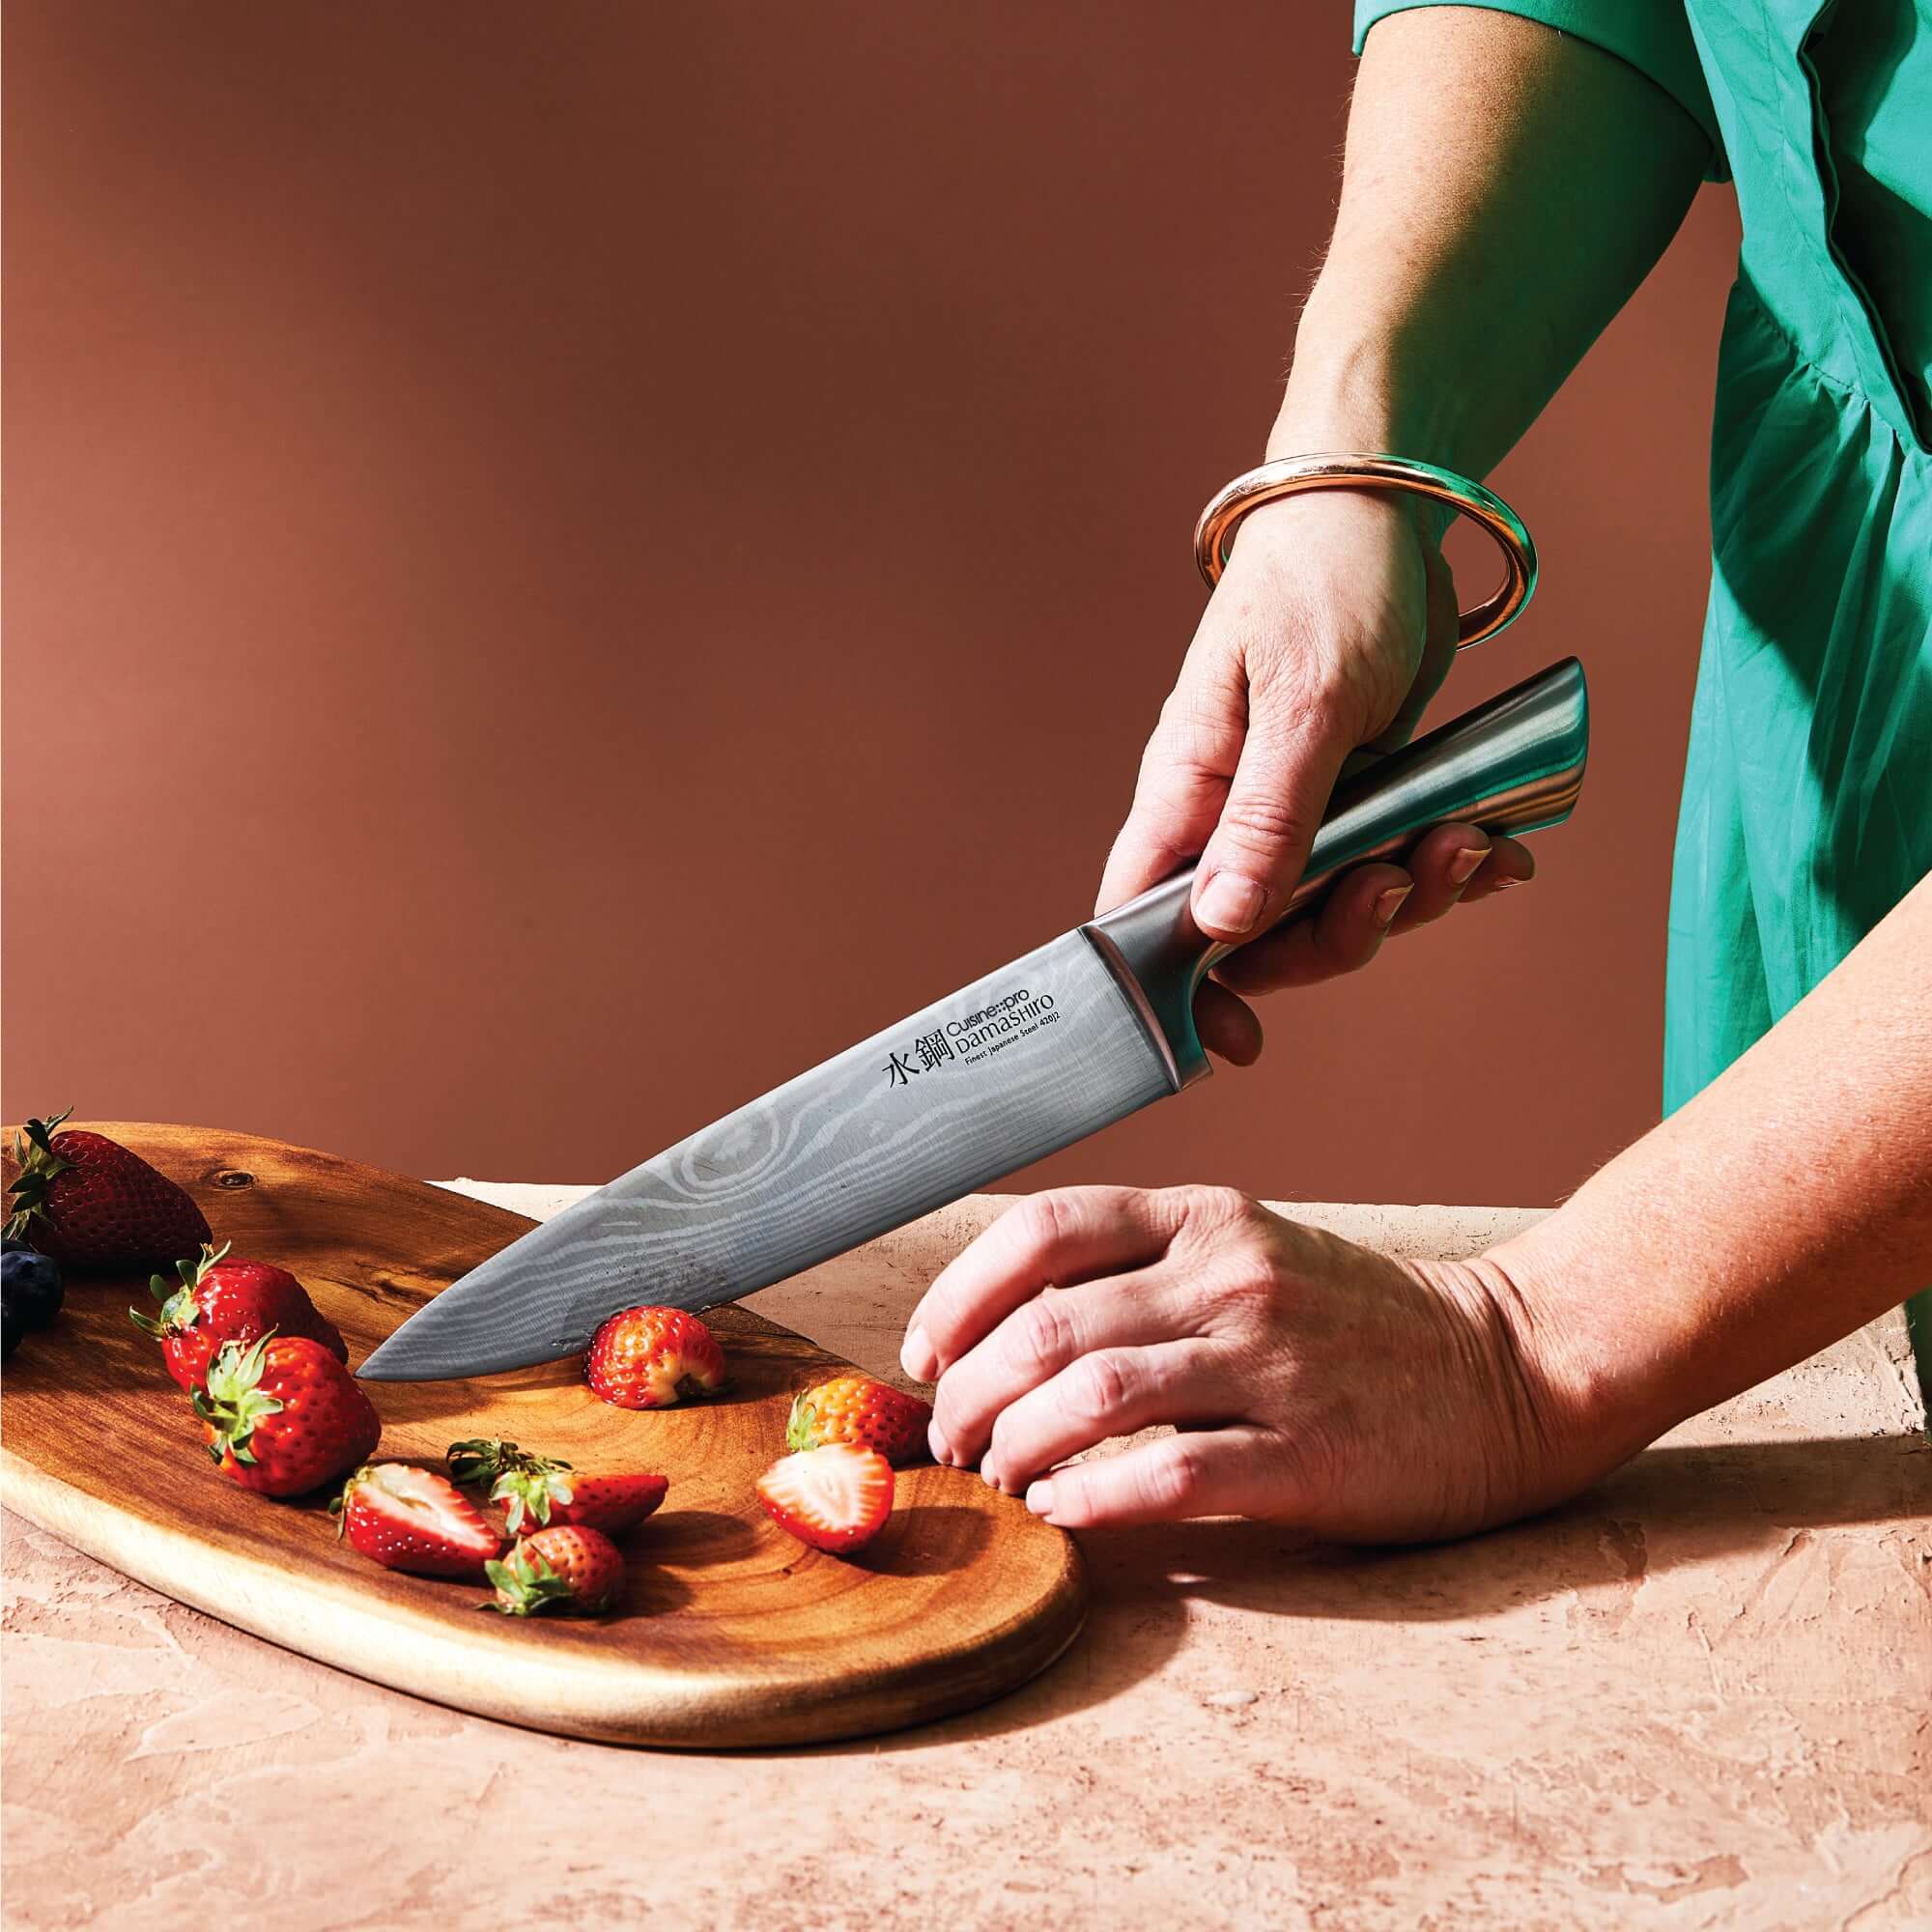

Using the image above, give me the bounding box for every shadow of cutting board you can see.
[0,1124,1085,1748]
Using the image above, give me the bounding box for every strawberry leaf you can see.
[483,1545,578,1617]
[193,1332,284,1464]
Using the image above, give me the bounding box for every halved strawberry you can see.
[485,1526,624,1617]
[583,1306,726,1409]
[447,1436,668,1537]
[333,1463,505,1578]
[786,1375,932,1466]
[755,1443,894,1555]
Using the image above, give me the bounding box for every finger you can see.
[929,1276,1196,1469]
[981,1338,1235,1492]
[901,1187,1185,1384]
[1211,862,1414,996]
[1385,822,1492,929]
[1192,979,1264,1065]
[1094,665,1246,916]
[1191,683,1354,945]
[1025,1423,1301,1528]
[1455,833,1535,906]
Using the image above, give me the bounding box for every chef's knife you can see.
[358,657,1587,1381]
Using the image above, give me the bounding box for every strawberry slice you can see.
[333,1463,506,1578]
[448,1436,668,1537]
[755,1443,895,1555]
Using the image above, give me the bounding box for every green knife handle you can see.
[1084,656,1590,1091]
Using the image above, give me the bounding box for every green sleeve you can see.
[1352,1,1728,181]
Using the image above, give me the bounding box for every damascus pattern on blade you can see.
[359,929,1176,1378]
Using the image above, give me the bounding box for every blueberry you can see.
[1,1247,64,1332]
[1,1299,19,1361]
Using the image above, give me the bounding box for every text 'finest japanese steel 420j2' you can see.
[359,655,1589,1382]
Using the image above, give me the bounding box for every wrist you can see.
[1480,1219,1689,1480]
[1270,313,1462,463]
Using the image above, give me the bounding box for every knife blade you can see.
[358,657,1588,1380]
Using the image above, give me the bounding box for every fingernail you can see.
[901,1325,937,1381]
[1494,873,1528,891]
[980,1463,1001,1490]
[1196,871,1268,936]
[927,1418,952,1465]
[1025,1480,1055,1517]
[1374,884,1411,928]
[1447,845,1488,888]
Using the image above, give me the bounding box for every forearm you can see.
[1495,873,1932,1463]
[1273,8,1709,470]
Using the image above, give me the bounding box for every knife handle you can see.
[1084,655,1589,1091]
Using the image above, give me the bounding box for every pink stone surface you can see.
[4,1189,1927,1930]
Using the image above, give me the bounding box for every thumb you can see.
[1190,675,1355,943]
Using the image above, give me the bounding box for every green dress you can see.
[1356,1,1932,1404]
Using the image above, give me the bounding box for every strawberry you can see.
[755,1443,895,1555]
[485,1525,624,1617]
[583,1305,726,1409]
[6,1112,211,1268]
[332,1462,505,1577]
[447,1436,668,1537]
[131,1242,347,1391]
[785,1375,932,1466]
[194,1333,382,1498]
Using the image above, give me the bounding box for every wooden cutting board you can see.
[0,1123,1085,1747]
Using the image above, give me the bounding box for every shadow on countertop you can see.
[750,1429,1929,1758]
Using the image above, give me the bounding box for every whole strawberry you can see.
[333,1463,505,1577]
[195,1334,382,1498]
[6,1112,211,1268]
[448,1436,668,1537]
[485,1525,624,1617]
[786,1375,932,1467]
[583,1306,726,1409]
[131,1242,347,1391]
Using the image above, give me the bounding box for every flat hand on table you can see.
[900,1185,1592,1543]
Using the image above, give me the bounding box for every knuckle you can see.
[1217,789,1308,853]
[1168,1183,1253,1232]
[1008,1293,1078,1378]
[1142,1435,1210,1515]
[1016,1190,1073,1260]
[1068,1349,1137,1424]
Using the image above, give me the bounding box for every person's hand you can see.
[901,1185,1604,1544]
[1099,490,1535,1065]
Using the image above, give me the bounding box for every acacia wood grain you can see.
[0,1123,1085,1747]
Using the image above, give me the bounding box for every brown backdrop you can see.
[4,1,1741,1207]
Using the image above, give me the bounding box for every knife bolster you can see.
[1083,887,1216,1094]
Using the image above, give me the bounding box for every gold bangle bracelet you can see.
[1192,453,1537,650]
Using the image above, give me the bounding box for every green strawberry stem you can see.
[129,1241,231,1338]
[192,1332,284,1466]
[785,1390,821,1454]
[483,1544,577,1616]
[5,1110,75,1241]
[447,1437,573,1532]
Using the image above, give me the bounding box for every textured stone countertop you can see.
[4,1188,1927,1931]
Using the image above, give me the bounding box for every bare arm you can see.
[1275,6,1710,471]
[1497,870,1932,1476]
[1107,9,1710,1061]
